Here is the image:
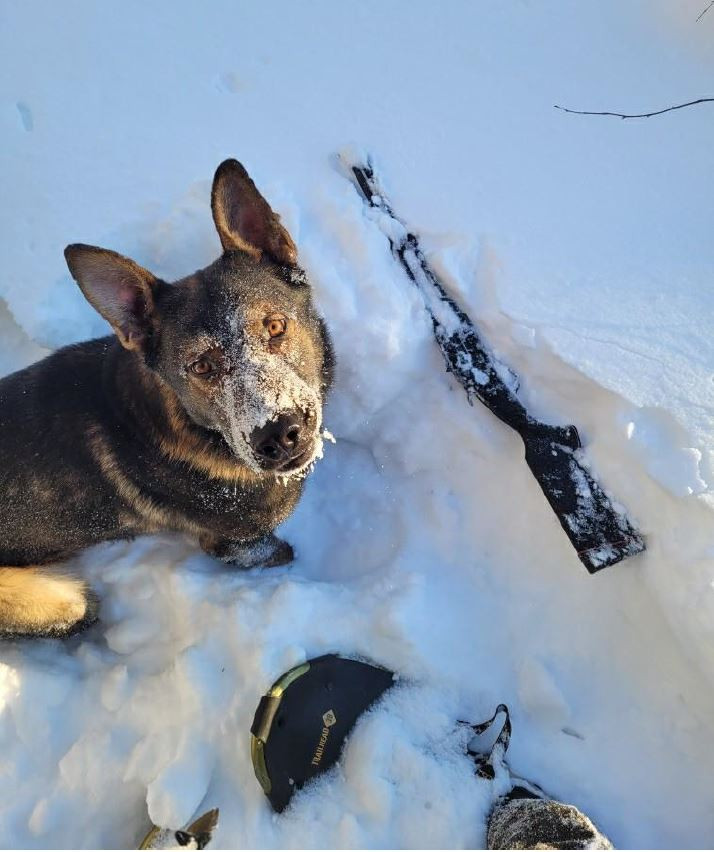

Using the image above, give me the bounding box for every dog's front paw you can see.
[201,533,295,570]
[256,536,294,568]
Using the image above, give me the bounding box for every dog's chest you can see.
[164,468,303,538]
[194,476,296,514]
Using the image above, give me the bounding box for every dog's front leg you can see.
[199,532,294,569]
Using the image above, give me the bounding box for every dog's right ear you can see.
[64,244,159,351]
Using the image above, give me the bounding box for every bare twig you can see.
[696,0,714,22]
[554,98,714,119]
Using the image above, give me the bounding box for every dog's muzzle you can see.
[249,410,317,472]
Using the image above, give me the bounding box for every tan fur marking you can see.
[87,423,203,535]
[0,567,88,634]
[157,384,261,484]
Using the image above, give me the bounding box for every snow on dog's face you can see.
[157,250,331,474]
[65,160,333,477]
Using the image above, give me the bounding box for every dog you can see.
[0,159,334,638]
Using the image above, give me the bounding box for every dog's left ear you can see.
[64,244,159,351]
[211,159,297,266]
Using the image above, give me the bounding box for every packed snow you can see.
[1,0,714,848]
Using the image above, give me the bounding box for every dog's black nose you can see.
[251,413,305,467]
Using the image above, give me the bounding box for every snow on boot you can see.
[487,791,612,850]
[463,705,613,849]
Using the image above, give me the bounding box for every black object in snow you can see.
[343,155,645,573]
[139,808,219,850]
[464,705,613,849]
[250,654,395,812]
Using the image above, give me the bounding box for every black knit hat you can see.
[250,654,395,812]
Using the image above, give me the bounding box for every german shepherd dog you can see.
[0,160,334,638]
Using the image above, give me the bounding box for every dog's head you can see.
[65,160,333,476]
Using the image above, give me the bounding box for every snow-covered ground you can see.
[2,0,714,847]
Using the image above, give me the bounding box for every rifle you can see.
[344,155,644,573]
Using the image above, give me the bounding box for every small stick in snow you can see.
[554,98,714,120]
[696,0,714,22]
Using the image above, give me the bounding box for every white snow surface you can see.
[1,1,714,848]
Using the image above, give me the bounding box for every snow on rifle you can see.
[342,154,644,573]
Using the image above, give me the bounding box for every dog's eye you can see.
[189,358,215,377]
[264,316,287,338]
